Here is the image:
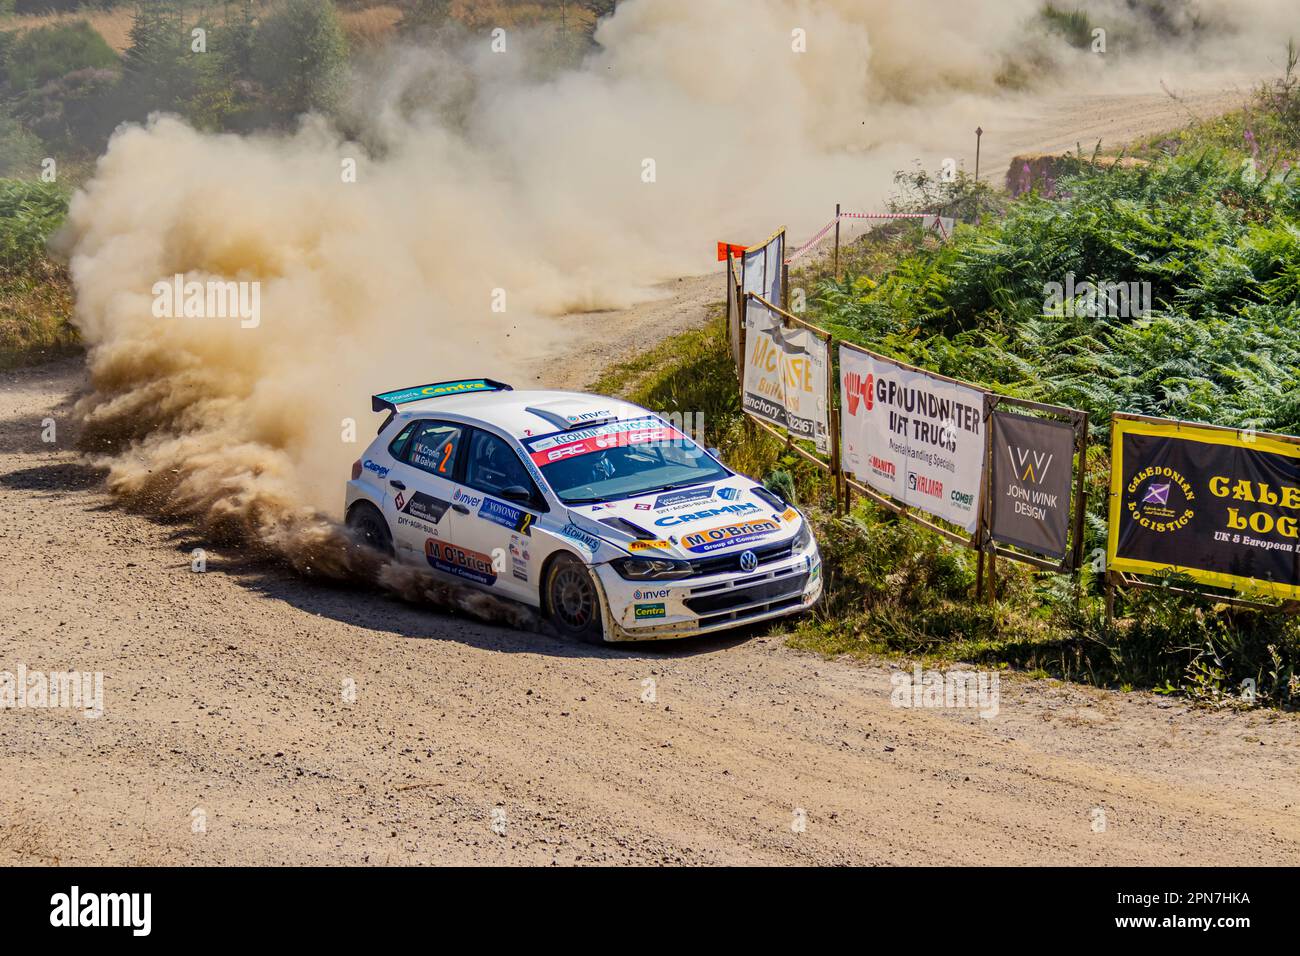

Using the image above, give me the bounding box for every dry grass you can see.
[0,259,77,369]
[338,3,402,47]
[0,8,136,52]
[0,816,60,865]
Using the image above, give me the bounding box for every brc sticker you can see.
[682,518,781,554]
[781,507,798,522]
[528,422,688,467]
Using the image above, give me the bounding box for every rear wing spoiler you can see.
[371,378,512,414]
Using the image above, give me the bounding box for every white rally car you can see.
[344,378,822,643]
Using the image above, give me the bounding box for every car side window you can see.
[404,420,464,478]
[387,420,416,459]
[465,429,541,505]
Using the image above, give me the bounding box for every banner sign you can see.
[1108,416,1300,599]
[742,228,784,306]
[839,345,987,533]
[726,253,741,376]
[989,410,1075,559]
[742,296,830,453]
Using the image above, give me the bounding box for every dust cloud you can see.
[57,0,1289,612]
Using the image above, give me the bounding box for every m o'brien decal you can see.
[526,417,688,467]
[682,517,780,554]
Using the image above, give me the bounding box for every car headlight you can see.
[611,556,695,580]
[793,516,813,552]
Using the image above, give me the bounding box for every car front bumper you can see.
[592,539,822,642]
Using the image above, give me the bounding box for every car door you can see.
[384,418,466,561]
[450,427,549,602]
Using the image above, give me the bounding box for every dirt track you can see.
[4,80,1299,866]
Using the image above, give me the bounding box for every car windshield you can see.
[526,417,728,504]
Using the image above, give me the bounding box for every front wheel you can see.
[544,553,605,644]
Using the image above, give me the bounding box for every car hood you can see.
[565,475,801,559]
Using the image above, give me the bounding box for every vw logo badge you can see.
[739,550,758,572]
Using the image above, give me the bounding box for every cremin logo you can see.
[1006,446,1053,484]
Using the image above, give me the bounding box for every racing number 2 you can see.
[439,441,453,474]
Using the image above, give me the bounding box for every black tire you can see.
[544,553,605,644]
[346,501,394,557]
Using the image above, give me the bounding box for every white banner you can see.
[726,256,741,376]
[742,229,783,306]
[742,296,829,453]
[839,346,987,533]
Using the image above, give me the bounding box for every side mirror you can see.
[500,485,532,504]
[707,447,722,459]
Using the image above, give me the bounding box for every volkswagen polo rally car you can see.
[345,378,822,642]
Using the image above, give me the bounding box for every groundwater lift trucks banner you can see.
[839,345,986,534]
[1108,415,1300,599]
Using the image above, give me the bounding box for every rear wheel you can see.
[346,502,394,557]
[544,553,605,644]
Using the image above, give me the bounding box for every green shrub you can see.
[0,177,67,272]
[253,0,349,117]
[0,107,43,177]
[4,20,118,92]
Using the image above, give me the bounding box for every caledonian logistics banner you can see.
[1109,415,1300,599]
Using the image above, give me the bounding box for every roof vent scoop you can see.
[524,399,623,432]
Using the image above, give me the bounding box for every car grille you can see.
[684,570,809,624]
[687,538,794,576]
